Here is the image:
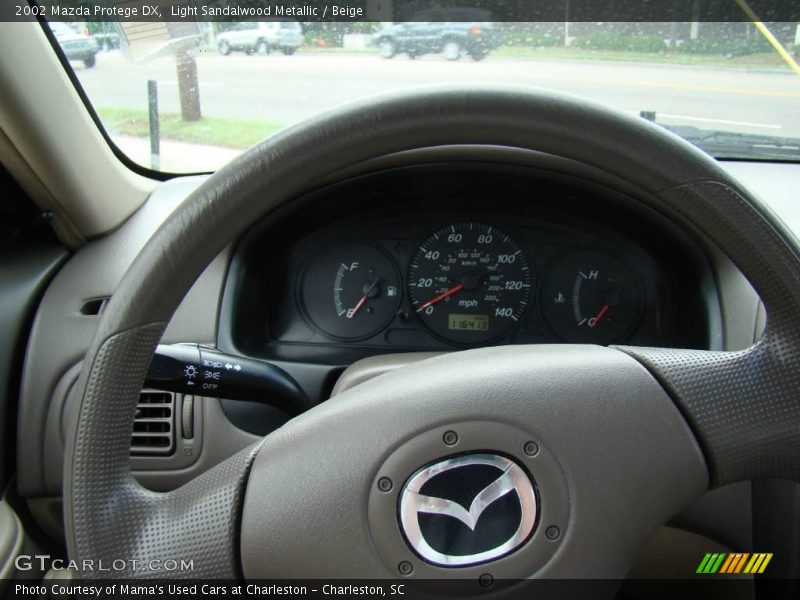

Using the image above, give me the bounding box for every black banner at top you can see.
[3,0,800,23]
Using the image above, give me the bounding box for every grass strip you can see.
[97,107,284,149]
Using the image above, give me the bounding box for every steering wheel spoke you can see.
[65,325,261,579]
[619,338,800,486]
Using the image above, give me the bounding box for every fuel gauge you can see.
[540,250,642,345]
[300,242,401,341]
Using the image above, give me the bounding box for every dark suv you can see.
[373,13,500,61]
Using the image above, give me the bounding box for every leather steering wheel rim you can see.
[65,86,800,580]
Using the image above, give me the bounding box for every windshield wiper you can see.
[640,113,800,161]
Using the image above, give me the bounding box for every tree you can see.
[176,50,201,122]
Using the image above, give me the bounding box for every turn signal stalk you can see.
[146,344,311,416]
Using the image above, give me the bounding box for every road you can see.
[75,50,800,139]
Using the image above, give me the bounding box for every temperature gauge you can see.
[300,243,401,341]
[540,250,642,345]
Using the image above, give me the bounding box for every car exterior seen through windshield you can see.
[48,19,800,173]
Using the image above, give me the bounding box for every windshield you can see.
[47,18,800,173]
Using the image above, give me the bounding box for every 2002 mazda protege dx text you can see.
[0,1,799,599]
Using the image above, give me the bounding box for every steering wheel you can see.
[65,88,800,583]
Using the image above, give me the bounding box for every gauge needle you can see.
[589,304,610,328]
[347,294,369,319]
[416,283,464,313]
[348,279,381,319]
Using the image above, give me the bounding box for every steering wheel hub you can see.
[399,453,537,568]
[370,421,568,578]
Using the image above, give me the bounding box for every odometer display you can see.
[448,314,489,332]
[408,223,533,345]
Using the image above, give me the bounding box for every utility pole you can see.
[147,80,160,170]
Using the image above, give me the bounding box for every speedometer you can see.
[407,223,533,345]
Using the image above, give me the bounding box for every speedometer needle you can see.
[589,304,610,328]
[416,283,464,313]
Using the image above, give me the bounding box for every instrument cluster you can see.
[297,221,644,347]
[223,164,714,364]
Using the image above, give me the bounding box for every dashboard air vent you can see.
[131,390,175,455]
[80,297,110,316]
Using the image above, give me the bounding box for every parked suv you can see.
[372,11,500,61]
[48,22,98,68]
[217,21,303,56]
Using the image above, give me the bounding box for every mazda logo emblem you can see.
[399,453,537,567]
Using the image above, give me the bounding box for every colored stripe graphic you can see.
[719,554,735,573]
[696,553,713,573]
[721,553,739,573]
[744,554,761,574]
[733,553,750,573]
[710,553,726,573]
[745,554,774,574]
[698,552,773,574]
[697,553,727,574]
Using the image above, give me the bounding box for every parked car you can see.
[372,11,500,61]
[48,22,98,68]
[217,20,303,56]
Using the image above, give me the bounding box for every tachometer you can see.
[407,223,533,345]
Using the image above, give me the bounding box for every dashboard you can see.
[221,163,715,370]
[12,149,793,561]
